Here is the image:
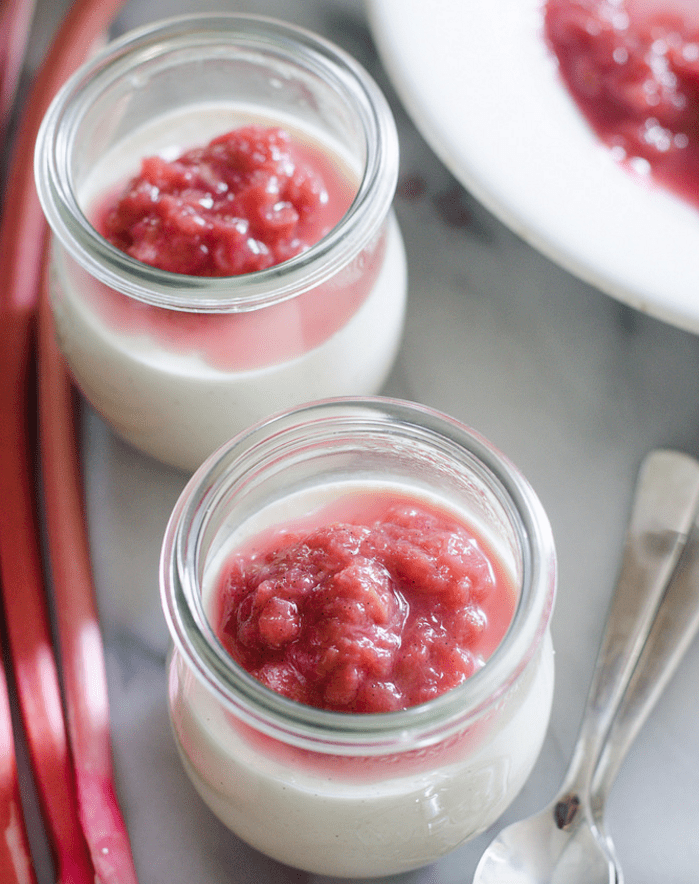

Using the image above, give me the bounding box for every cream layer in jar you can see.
[49,105,407,471]
[166,479,555,877]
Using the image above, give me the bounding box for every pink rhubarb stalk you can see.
[0,0,136,881]
[0,631,38,884]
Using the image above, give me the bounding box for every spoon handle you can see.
[561,449,699,797]
[591,506,699,808]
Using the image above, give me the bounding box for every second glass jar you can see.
[160,397,557,876]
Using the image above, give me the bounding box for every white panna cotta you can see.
[48,107,406,472]
[168,632,553,877]
[160,398,557,878]
[36,16,407,472]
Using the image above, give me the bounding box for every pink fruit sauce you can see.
[97,125,353,276]
[212,491,517,714]
[544,0,699,210]
[86,124,384,372]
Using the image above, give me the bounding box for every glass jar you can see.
[34,14,406,471]
[160,397,556,877]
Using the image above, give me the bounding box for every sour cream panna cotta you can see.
[160,398,557,877]
[35,15,406,471]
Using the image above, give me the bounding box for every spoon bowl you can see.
[474,797,618,884]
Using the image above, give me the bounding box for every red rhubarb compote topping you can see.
[213,493,516,713]
[544,0,699,209]
[97,125,353,275]
[86,123,384,371]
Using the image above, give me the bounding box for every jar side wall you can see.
[50,216,407,471]
[167,631,554,876]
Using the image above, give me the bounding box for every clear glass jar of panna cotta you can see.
[160,398,556,877]
[34,14,406,471]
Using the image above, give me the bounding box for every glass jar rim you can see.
[159,397,556,754]
[34,13,399,312]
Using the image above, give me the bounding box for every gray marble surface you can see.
[24,0,699,881]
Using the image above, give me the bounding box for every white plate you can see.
[366,0,699,333]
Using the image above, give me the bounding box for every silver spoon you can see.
[588,499,699,876]
[472,448,699,884]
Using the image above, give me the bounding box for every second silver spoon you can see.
[472,448,699,884]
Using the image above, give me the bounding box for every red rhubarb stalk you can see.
[38,259,139,884]
[0,0,135,882]
[0,0,37,149]
[0,256,94,884]
[0,631,37,884]
[0,0,41,877]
